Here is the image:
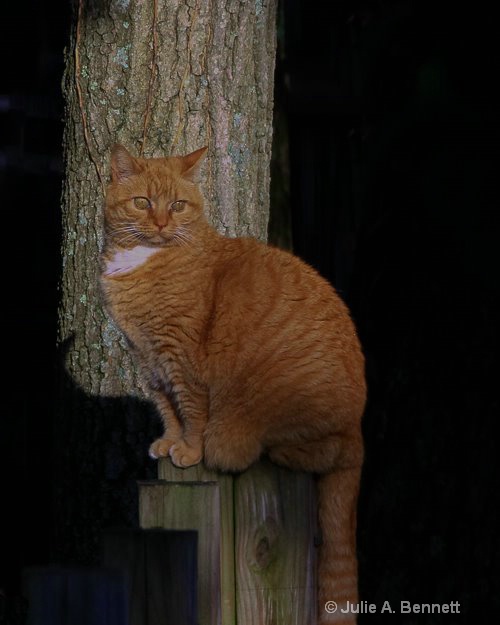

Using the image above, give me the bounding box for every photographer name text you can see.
[324,600,460,615]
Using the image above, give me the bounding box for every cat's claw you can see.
[169,440,203,468]
[149,437,175,460]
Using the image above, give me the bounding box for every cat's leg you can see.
[148,390,183,459]
[168,383,208,468]
[203,409,264,472]
[267,430,362,473]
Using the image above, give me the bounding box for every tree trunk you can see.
[57,0,277,563]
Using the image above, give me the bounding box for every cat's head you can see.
[104,145,207,248]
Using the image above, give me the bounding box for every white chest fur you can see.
[104,246,161,276]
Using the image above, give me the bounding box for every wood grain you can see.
[139,477,223,625]
[147,458,317,624]
[234,460,317,625]
[158,458,236,625]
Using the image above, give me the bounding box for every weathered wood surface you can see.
[235,461,317,625]
[144,458,317,625]
[158,459,236,624]
[139,477,224,625]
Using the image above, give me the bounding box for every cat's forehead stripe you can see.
[145,173,178,198]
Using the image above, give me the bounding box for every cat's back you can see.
[213,235,352,328]
[208,236,363,371]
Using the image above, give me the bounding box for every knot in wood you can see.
[252,516,279,570]
[255,536,271,568]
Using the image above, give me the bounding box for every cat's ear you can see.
[110,144,140,182]
[180,147,208,182]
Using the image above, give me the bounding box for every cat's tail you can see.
[317,463,362,625]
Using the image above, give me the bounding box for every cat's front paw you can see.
[149,437,176,460]
[169,440,203,468]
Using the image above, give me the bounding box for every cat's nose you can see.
[155,222,166,231]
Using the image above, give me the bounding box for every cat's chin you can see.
[143,239,170,247]
[143,235,173,247]
[145,235,192,248]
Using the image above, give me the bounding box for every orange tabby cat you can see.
[100,145,366,624]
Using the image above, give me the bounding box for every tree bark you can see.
[57,0,277,563]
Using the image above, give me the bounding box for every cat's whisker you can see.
[177,225,193,239]
[115,234,139,244]
[113,222,194,249]
[112,226,140,238]
[113,222,138,232]
[172,234,188,248]
[117,232,144,246]
[114,223,136,229]
[114,227,138,235]
[173,227,193,247]
[177,233,192,245]
[116,229,140,239]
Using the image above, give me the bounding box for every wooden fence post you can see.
[235,461,317,625]
[139,462,235,625]
[139,459,317,625]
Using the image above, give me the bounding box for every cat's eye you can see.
[171,200,187,213]
[133,197,151,210]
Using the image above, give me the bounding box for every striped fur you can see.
[100,146,366,623]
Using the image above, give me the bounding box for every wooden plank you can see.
[158,458,236,625]
[139,477,221,625]
[102,528,197,625]
[158,458,220,482]
[234,460,317,625]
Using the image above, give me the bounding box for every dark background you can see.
[1,1,498,623]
